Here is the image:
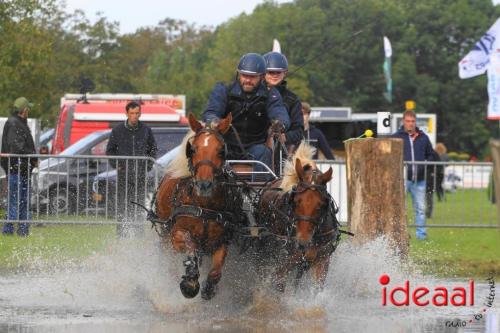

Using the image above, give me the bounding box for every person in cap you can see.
[302,102,335,160]
[202,53,290,173]
[263,52,304,153]
[1,97,37,236]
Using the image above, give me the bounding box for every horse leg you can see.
[173,229,201,298]
[311,255,331,292]
[272,253,299,293]
[293,260,310,292]
[201,244,227,300]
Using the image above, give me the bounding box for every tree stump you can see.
[489,140,500,228]
[345,138,408,255]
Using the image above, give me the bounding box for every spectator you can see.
[392,110,434,240]
[302,102,335,160]
[202,53,290,173]
[434,142,449,201]
[106,101,157,238]
[425,149,443,218]
[1,97,37,236]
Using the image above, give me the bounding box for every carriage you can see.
[144,113,350,300]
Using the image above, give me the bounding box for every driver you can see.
[202,53,290,170]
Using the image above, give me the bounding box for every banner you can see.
[383,36,392,103]
[488,48,500,119]
[459,18,500,79]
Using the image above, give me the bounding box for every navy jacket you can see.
[305,125,335,160]
[392,126,434,181]
[202,81,290,155]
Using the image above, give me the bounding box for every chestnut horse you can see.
[256,143,340,292]
[154,113,243,300]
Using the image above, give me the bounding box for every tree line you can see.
[1,0,499,157]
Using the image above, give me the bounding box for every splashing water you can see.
[0,230,498,332]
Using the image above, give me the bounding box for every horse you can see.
[154,112,244,300]
[256,143,340,293]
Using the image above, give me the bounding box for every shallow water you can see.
[0,232,498,333]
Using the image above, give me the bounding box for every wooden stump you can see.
[345,138,408,255]
[489,140,500,228]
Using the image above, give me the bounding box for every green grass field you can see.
[0,224,114,273]
[408,228,500,278]
[407,189,497,227]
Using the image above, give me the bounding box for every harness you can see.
[143,127,244,253]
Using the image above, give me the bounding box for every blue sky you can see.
[63,0,292,33]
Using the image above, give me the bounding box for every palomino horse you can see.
[256,143,340,292]
[155,113,243,300]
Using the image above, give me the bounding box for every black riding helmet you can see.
[263,52,288,72]
[237,53,266,75]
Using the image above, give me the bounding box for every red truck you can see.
[51,93,187,154]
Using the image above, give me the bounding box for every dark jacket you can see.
[202,81,290,157]
[304,125,335,160]
[106,121,157,182]
[1,114,37,176]
[426,149,444,193]
[275,81,304,146]
[392,126,434,181]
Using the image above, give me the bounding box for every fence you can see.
[0,154,497,228]
[316,160,496,228]
[0,154,159,226]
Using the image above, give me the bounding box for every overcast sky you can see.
[63,0,292,34]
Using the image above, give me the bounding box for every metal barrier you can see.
[0,154,496,228]
[317,160,496,228]
[0,154,159,226]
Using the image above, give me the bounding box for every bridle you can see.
[285,178,333,239]
[186,127,228,178]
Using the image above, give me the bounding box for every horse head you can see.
[292,158,333,246]
[186,113,232,197]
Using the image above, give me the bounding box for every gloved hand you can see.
[208,118,220,130]
[270,119,285,134]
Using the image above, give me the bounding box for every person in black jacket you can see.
[106,101,157,237]
[302,102,335,160]
[263,52,304,151]
[1,97,37,236]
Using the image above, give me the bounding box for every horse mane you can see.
[164,129,195,178]
[280,142,317,192]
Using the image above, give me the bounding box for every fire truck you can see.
[51,93,187,154]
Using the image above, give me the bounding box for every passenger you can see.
[263,51,304,152]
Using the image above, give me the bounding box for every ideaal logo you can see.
[379,274,474,307]
[379,274,496,328]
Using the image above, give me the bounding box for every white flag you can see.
[488,48,500,119]
[272,39,281,53]
[459,18,500,79]
[383,36,392,58]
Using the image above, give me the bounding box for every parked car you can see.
[33,127,188,215]
[39,128,54,153]
[91,135,186,217]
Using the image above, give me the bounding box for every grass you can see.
[409,227,500,279]
[407,189,497,227]
[0,224,115,273]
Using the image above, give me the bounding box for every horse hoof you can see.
[201,280,217,300]
[180,277,200,298]
[273,281,285,293]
